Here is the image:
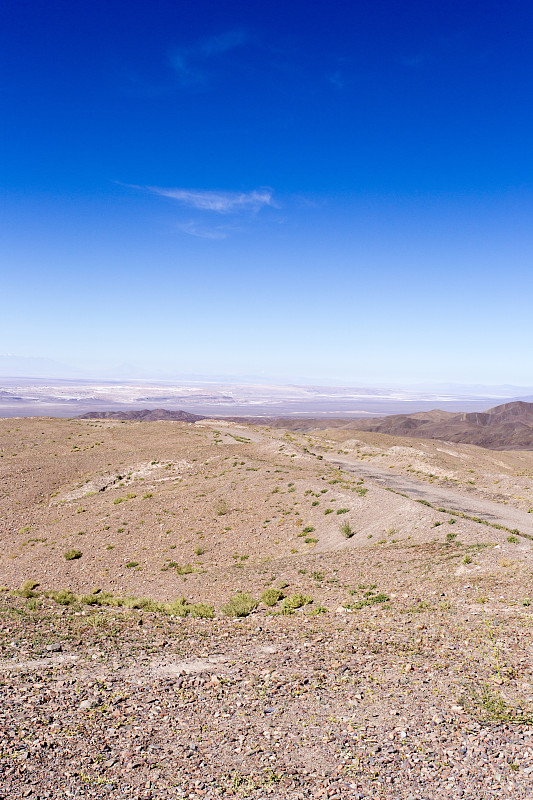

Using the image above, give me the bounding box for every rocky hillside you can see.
[345,401,533,449]
[264,402,533,450]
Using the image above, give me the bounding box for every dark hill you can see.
[77,409,205,422]
[332,401,533,450]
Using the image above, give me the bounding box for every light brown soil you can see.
[2,417,533,798]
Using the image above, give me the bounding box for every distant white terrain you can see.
[1,375,531,418]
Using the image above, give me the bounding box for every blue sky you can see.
[1,0,533,385]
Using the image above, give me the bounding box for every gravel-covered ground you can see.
[1,592,533,800]
[2,417,533,798]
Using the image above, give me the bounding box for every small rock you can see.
[45,643,62,653]
[79,696,101,710]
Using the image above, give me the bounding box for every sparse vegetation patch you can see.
[222,592,258,617]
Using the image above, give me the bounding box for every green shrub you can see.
[340,521,354,538]
[46,589,78,605]
[122,596,158,610]
[306,605,328,615]
[261,588,285,606]
[164,597,190,616]
[28,587,214,617]
[188,602,214,618]
[336,508,349,515]
[12,579,39,599]
[80,590,115,607]
[215,500,229,516]
[125,561,139,569]
[302,526,315,534]
[64,549,82,561]
[222,592,258,617]
[79,593,101,605]
[279,605,295,615]
[282,593,313,610]
[346,592,389,610]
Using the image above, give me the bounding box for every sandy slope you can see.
[2,417,533,798]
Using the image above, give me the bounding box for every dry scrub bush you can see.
[261,588,285,606]
[222,592,258,617]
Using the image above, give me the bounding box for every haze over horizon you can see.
[2,354,533,402]
[2,1,533,386]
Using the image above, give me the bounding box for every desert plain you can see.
[2,415,533,799]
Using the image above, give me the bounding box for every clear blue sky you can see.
[2,0,533,385]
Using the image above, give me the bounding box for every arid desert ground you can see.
[2,416,533,799]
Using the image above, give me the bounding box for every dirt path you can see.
[241,423,533,539]
[323,454,533,538]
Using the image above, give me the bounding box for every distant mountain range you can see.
[78,401,533,450]
[288,400,533,450]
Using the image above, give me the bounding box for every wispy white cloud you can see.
[177,220,230,239]
[146,186,277,214]
[170,30,248,86]
[123,182,279,239]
